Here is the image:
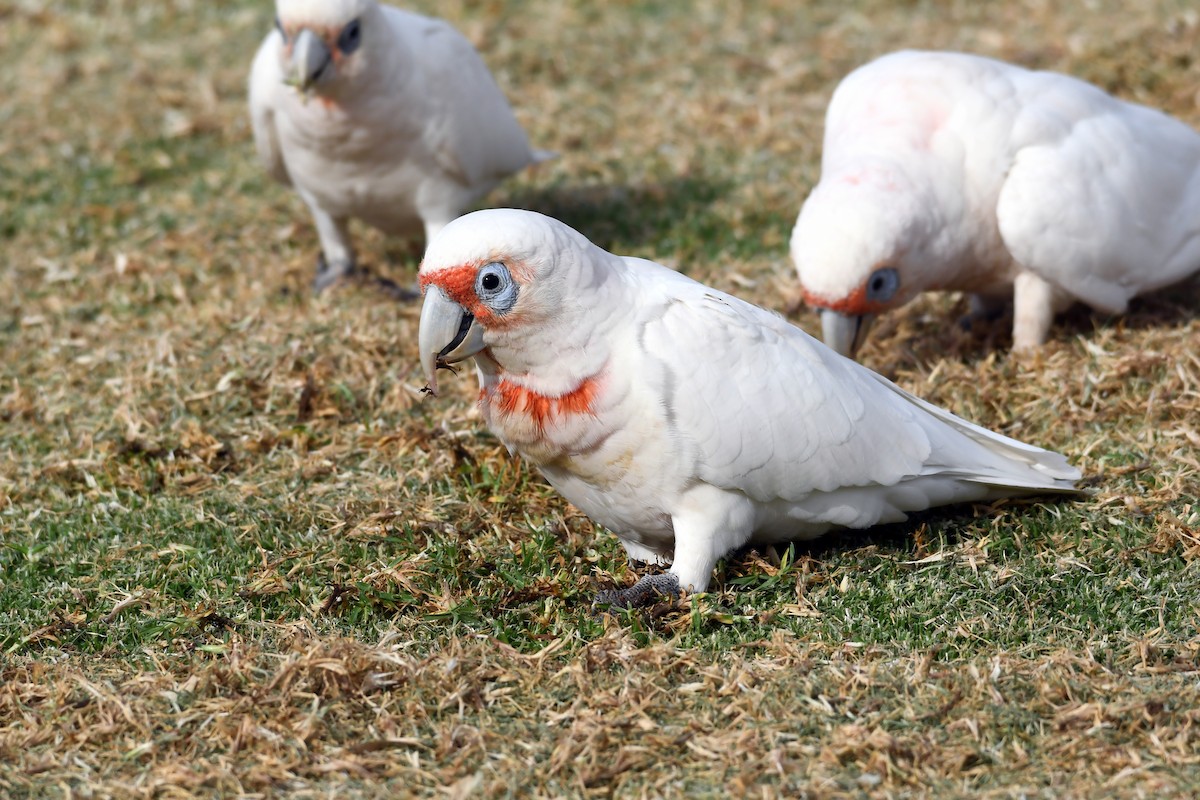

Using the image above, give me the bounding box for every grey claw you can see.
[372,275,422,302]
[595,573,681,609]
[313,253,355,292]
[959,297,1008,332]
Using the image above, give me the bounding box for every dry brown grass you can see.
[3,0,1200,796]
[5,630,1200,797]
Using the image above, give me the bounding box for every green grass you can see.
[3,0,1200,796]
[5,488,1193,660]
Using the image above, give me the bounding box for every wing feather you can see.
[998,72,1200,310]
[247,30,291,186]
[393,9,536,188]
[630,263,1078,503]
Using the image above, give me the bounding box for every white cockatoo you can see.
[418,209,1081,606]
[791,50,1200,356]
[248,0,551,290]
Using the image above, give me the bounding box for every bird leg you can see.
[1012,271,1060,351]
[313,252,357,292]
[596,493,745,608]
[422,216,451,246]
[595,572,680,609]
[307,203,356,292]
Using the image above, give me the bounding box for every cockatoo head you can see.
[274,0,380,96]
[790,165,935,357]
[417,209,618,396]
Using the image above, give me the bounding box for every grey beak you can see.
[820,310,875,359]
[290,28,333,92]
[418,285,486,397]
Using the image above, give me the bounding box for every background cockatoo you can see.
[418,209,1081,607]
[791,49,1200,357]
[248,0,551,290]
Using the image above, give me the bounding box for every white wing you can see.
[389,9,536,190]
[998,71,1200,311]
[247,30,290,186]
[629,260,1079,505]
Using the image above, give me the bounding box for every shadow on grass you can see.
[310,174,736,301]
[1061,273,1200,339]
[855,273,1200,376]
[503,175,734,257]
[720,492,1086,590]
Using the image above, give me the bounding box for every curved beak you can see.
[419,285,486,397]
[820,310,875,359]
[288,28,333,94]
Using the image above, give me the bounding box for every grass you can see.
[3,0,1200,796]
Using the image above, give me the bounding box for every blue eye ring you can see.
[475,262,519,314]
[275,16,286,41]
[338,18,362,54]
[866,267,899,303]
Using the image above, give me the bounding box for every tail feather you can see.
[869,371,1084,494]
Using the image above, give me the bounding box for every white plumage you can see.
[248,0,550,289]
[791,50,1200,356]
[418,209,1080,604]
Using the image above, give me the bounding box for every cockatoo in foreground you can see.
[248,0,551,290]
[418,210,1082,606]
[792,50,1200,357]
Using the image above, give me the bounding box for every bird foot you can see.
[957,310,1003,332]
[370,275,422,302]
[313,254,356,292]
[595,572,681,609]
[957,296,1008,332]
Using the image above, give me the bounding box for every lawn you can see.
[2,0,1200,796]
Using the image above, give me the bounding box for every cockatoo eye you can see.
[475,262,518,314]
[338,18,362,54]
[866,267,899,302]
[275,16,286,41]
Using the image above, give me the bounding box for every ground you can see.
[3,0,1200,797]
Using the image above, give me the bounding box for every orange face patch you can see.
[420,262,481,307]
[420,260,528,329]
[801,281,891,316]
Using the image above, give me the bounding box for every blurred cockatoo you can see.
[248,0,551,290]
[418,209,1081,606]
[791,50,1200,356]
